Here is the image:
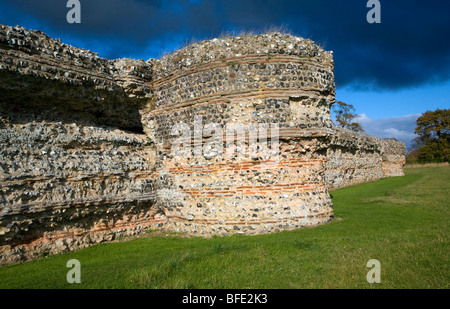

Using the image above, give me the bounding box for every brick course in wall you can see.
[145,33,336,236]
[0,25,405,264]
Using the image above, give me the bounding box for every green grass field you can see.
[0,167,448,289]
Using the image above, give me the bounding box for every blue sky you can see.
[1,0,449,148]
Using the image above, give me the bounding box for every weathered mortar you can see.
[0,25,159,265]
[0,121,161,265]
[325,127,405,190]
[0,24,405,264]
[144,33,336,235]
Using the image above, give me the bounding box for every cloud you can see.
[356,113,420,148]
[1,0,450,89]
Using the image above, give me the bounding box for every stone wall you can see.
[381,139,406,177]
[325,127,405,190]
[0,24,405,264]
[0,25,152,131]
[0,121,161,265]
[144,33,335,235]
[0,25,160,265]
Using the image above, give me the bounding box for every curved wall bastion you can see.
[0,24,405,265]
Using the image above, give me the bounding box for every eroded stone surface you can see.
[0,25,405,265]
[325,127,405,190]
[0,24,152,131]
[145,32,336,235]
[0,120,159,265]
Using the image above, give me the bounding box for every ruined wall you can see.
[381,139,406,177]
[0,24,405,264]
[325,127,405,190]
[143,33,336,235]
[0,121,161,265]
[0,25,152,131]
[0,25,160,265]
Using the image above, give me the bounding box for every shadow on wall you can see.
[0,71,145,134]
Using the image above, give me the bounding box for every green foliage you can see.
[412,108,450,162]
[332,101,364,132]
[416,139,450,161]
[415,108,450,139]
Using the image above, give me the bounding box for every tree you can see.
[415,108,450,140]
[331,101,364,132]
[413,108,450,161]
[406,135,430,163]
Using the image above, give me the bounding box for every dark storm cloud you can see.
[1,0,449,90]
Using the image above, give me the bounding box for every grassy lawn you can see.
[0,167,448,289]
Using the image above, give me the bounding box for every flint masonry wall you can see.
[326,127,382,189]
[0,122,161,264]
[144,33,336,235]
[381,138,406,177]
[0,25,160,265]
[325,127,405,190]
[0,24,405,264]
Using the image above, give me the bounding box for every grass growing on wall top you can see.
[0,167,448,289]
